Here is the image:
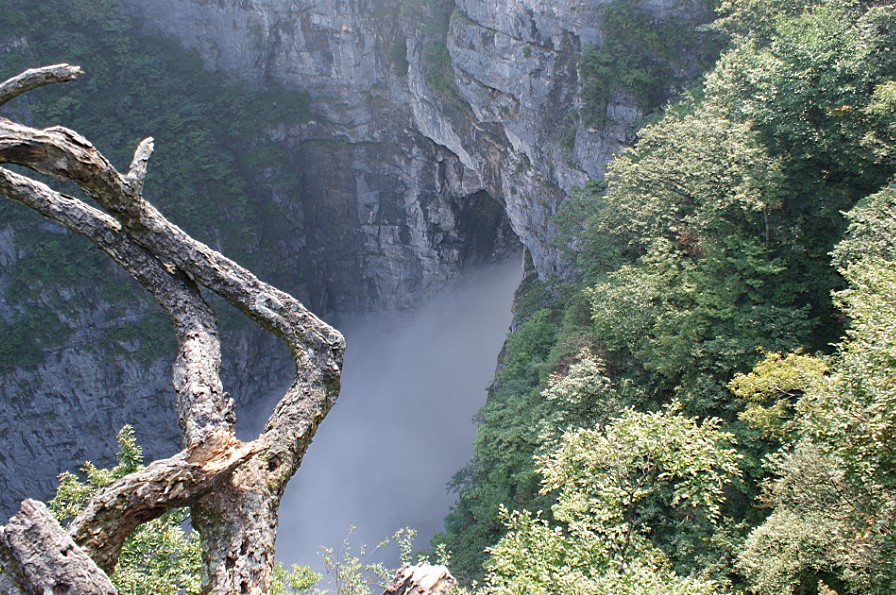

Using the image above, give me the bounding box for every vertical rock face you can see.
[0,0,703,516]
[117,0,700,283]
[121,0,523,312]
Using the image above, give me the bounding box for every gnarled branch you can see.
[0,64,345,593]
[0,500,116,595]
[0,63,82,106]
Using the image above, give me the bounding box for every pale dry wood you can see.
[0,63,82,106]
[0,65,346,593]
[383,565,458,595]
[0,500,116,594]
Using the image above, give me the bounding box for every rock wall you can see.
[0,0,704,517]
[118,0,683,283]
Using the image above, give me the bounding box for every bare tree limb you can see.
[0,64,345,593]
[0,64,83,107]
[0,500,116,594]
[0,117,343,360]
[68,432,262,573]
[124,137,154,197]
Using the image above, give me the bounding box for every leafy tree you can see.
[737,182,896,593]
[480,405,739,594]
[712,0,824,43]
[576,0,896,413]
[728,351,828,440]
[586,101,813,412]
[736,444,853,594]
[537,348,623,444]
[446,0,896,583]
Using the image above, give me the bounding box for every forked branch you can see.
[0,65,344,594]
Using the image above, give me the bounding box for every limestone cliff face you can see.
[0,0,702,516]
[121,0,522,312]
[117,0,684,285]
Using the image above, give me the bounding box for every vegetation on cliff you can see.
[2,0,895,592]
[442,0,896,592]
[0,0,310,371]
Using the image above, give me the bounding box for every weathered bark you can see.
[0,65,345,593]
[67,432,262,574]
[383,565,458,595]
[0,500,116,595]
[0,64,83,107]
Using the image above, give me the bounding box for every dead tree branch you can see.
[0,64,345,593]
[0,63,83,106]
[0,500,116,595]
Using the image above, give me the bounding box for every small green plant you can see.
[578,0,717,128]
[271,563,323,594]
[49,426,204,594]
[418,0,459,97]
[318,527,418,594]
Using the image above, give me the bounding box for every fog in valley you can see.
[266,257,523,571]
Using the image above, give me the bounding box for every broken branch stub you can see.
[0,64,345,593]
[0,500,116,595]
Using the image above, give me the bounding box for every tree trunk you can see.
[0,65,345,593]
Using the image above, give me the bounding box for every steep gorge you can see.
[0,0,707,519]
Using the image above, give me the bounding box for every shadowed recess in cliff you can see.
[272,256,523,570]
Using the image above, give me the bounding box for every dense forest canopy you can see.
[441,0,896,593]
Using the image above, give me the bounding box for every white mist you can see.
[273,257,523,571]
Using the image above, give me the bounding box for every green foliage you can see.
[737,179,896,593]
[446,0,896,586]
[729,351,828,440]
[318,527,418,595]
[406,0,458,97]
[270,563,324,594]
[582,97,820,411]
[49,426,203,594]
[540,405,740,542]
[736,444,853,594]
[579,0,719,127]
[708,2,895,197]
[479,405,739,594]
[830,182,896,268]
[538,349,622,443]
[388,34,409,78]
[101,310,177,364]
[441,291,564,580]
[485,509,721,594]
[573,0,896,413]
[423,42,455,97]
[712,0,824,43]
